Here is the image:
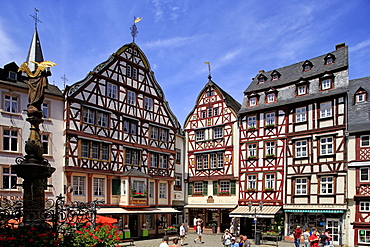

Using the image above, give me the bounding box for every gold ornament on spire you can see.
[18,61,57,78]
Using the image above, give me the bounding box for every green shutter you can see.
[203,181,208,195]
[230,180,236,195]
[112,179,121,195]
[188,182,193,196]
[213,181,218,195]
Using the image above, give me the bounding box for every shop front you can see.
[284,209,345,245]
[97,207,181,238]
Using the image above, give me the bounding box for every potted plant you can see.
[209,223,217,233]
[265,124,275,128]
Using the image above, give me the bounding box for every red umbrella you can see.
[96,215,118,224]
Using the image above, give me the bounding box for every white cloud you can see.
[0,24,20,65]
[351,39,370,52]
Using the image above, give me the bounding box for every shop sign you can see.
[0,195,23,201]
[131,200,147,205]
[207,196,214,203]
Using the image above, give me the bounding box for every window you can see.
[196,155,203,170]
[265,112,275,125]
[149,182,154,198]
[112,179,121,196]
[159,183,167,199]
[196,130,205,141]
[94,178,104,196]
[41,102,49,118]
[73,176,85,196]
[207,107,212,118]
[359,230,370,244]
[297,85,307,96]
[150,153,158,167]
[133,180,145,195]
[360,202,370,212]
[194,182,203,194]
[249,97,257,106]
[214,127,223,139]
[122,180,126,195]
[302,61,313,72]
[210,153,217,169]
[107,83,118,99]
[4,95,18,113]
[126,65,132,77]
[258,76,266,84]
[248,143,257,158]
[272,74,279,81]
[201,111,206,119]
[361,136,370,147]
[220,181,230,194]
[247,175,257,189]
[356,93,366,103]
[214,108,219,116]
[296,140,307,157]
[145,214,155,230]
[125,149,140,166]
[2,167,17,189]
[196,152,223,170]
[206,88,215,97]
[296,107,306,122]
[97,112,108,127]
[248,116,257,129]
[217,153,224,168]
[176,149,181,163]
[265,142,275,156]
[320,102,332,118]
[175,174,182,190]
[127,91,136,105]
[41,133,50,155]
[2,129,18,152]
[132,67,138,80]
[8,71,17,81]
[266,93,276,103]
[80,140,110,161]
[123,120,137,135]
[160,129,169,142]
[360,168,369,182]
[320,137,333,155]
[325,54,335,65]
[150,126,159,140]
[321,176,333,194]
[321,79,332,90]
[296,178,307,195]
[159,155,168,169]
[144,97,153,111]
[265,174,275,189]
[83,108,95,124]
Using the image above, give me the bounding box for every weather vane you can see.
[130,17,142,43]
[30,8,42,30]
[204,62,212,79]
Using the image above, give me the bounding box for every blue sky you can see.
[1,0,370,126]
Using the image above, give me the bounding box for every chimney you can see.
[335,43,345,50]
[259,70,265,73]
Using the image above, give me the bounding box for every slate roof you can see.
[239,45,348,114]
[121,168,151,178]
[348,76,370,133]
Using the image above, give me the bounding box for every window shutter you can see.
[112,179,121,195]
[203,181,208,196]
[213,181,218,195]
[230,180,236,195]
[188,182,193,196]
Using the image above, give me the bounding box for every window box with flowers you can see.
[193,192,204,196]
[165,226,178,235]
[218,191,230,196]
[246,188,256,193]
[130,187,147,198]
[264,188,275,192]
[264,124,275,129]
[265,154,275,158]
[248,126,257,131]
[248,156,257,160]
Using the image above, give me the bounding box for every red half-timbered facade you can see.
[348,76,370,246]
[64,42,182,237]
[184,78,240,233]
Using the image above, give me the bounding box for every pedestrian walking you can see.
[294,225,303,247]
[230,222,235,236]
[194,223,203,244]
[179,223,186,246]
[303,229,310,247]
[242,235,251,247]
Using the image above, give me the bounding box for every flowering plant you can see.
[69,224,122,247]
[165,226,177,231]
[262,231,279,235]
[0,226,60,247]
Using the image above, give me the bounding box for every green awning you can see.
[284,209,344,213]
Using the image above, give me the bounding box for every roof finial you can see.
[30,8,42,30]
[61,74,69,89]
[130,17,142,43]
[204,62,212,80]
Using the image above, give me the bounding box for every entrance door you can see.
[129,215,139,237]
[326,218,340,245]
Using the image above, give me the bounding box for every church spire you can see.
[26,8,44,72]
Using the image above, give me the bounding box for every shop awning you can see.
[184,204,237,209]
[284,209,344,213]
[229,206,281,218]
[97,207,181,215]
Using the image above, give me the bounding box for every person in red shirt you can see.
[294,226,303,247]
[309,230,320,247]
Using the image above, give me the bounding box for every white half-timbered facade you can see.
[64,42,182,237]
[184,78,240,233]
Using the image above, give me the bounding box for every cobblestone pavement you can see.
[119,232,293,247]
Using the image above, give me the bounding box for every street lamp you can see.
[248,201,264,242]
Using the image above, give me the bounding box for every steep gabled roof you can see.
[26,29,44,72]
[348,76,370,133]
[121,168,151,178]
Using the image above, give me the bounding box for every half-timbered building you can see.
[64,42,182,237]
[347,76,370,246]
[184,77,240,233]
[0,28,64,202]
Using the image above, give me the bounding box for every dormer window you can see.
[324,53,336,65]
[206,88,215,97]
[271,70,280,81]
[257,74,267,84]
[297,85,307,96]
[355,88,367,103]
[249,97,257,107]
[302,61,313,72]
[8,71,17,81]
[266,93,276,103]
